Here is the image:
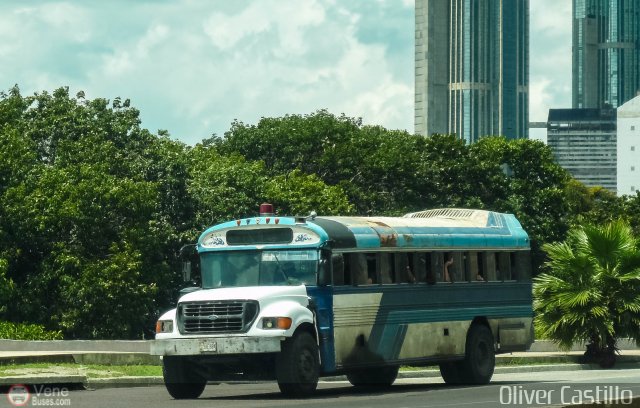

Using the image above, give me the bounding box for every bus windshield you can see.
[200,249,319,289]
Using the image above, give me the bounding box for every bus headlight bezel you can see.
[261,317,292,330]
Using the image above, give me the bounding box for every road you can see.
[6,369,640,408]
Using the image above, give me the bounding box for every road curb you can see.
[86,376,164,389]
[0,375,86,387]
[2,362,639,390]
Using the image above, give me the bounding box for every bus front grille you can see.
[177,300,259,334]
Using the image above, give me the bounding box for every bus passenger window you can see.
[483,252,497,281]
[394,253,414,283]
[444,252,463,282]
[366,253,378,284]
[498,252,513,280]
[414,253,429,283]
[423,253,436,284]
[342,254,352,285]
[432,252,444,282]
[350,253,370,285]
[443,252,454,282]
[380,253,393,283]
[467,252,484,282]
[332,254,345,286]
[513,251,532,281]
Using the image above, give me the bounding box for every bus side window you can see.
[450,252,464,282]
[432,252,444,282]
[380,253,393,283]
[466,251,483,282]
[423,253,436,284]
[351,253,369,285]
[498,252,513,280]
[414,252,429,283]
[332,254,345,286]
[343,253,352,285]
[394,253,413,283]
[483,252,498,281]
[366,253,378,284]
[514,251,532,281]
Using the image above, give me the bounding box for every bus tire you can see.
[346,365,399,387]
[276,332,319,396]
[162,356,206,399]
[439,361,466,384]
[460,324,495,384]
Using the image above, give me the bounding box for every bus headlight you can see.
[155,320,174,334]
[261,317,292,330]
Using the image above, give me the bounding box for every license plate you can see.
[199,339,217,352]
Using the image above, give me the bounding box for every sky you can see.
[1,0,571,145]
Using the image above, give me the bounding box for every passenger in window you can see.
[405,265,416,283]
[444,254,454,282]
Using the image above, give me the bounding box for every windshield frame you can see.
[199,248,320,289]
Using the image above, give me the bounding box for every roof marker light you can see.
[259,203,274,216]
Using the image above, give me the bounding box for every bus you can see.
[151,204,534,398]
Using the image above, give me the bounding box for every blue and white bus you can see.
[152,205,533,397]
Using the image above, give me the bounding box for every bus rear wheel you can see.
[438,361,466,384]
[162,356,206,399]
[440,324,495,385]
[463,324,495,384]
[346,365,399,387]
[276,332,319,396]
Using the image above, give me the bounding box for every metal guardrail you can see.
[0,339,638,353]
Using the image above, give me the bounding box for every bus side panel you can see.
[332,282,532,369]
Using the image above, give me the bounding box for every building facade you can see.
[547,109,617,192]
[415,0,529,143]
[573,0,640,109]
[616,96,640,195]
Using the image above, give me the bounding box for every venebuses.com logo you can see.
[6,384,30,406]
[6,384,71,406]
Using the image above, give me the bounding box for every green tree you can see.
[0,86,186,338]
[264,169,354,216]
[534,220,640,367]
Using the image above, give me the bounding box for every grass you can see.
[0,363,162,378]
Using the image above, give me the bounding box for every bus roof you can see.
[198,208,530,251]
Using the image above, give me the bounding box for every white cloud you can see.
[529,0,573,121]
[0,0,572,144]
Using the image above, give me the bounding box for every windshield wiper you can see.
[271,253,290,284]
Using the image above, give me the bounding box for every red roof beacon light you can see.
[259,203,274,216]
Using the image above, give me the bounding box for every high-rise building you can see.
[616,96,640,195]
[415,0,529,143]
[547,109,617,192]
[573,0,640,109]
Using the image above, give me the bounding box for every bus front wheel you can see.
[162,356,206,399]
[276,332,319,396]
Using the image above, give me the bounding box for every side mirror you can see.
[182,261,192,283]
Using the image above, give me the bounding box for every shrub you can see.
[0,321,63,340]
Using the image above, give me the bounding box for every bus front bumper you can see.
[150,336,283,356]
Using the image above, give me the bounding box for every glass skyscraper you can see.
[573,0,640,109]
[415,0,529,143]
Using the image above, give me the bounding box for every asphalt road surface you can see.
[8,369,640,408]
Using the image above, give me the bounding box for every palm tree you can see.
[534,220,640,367]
